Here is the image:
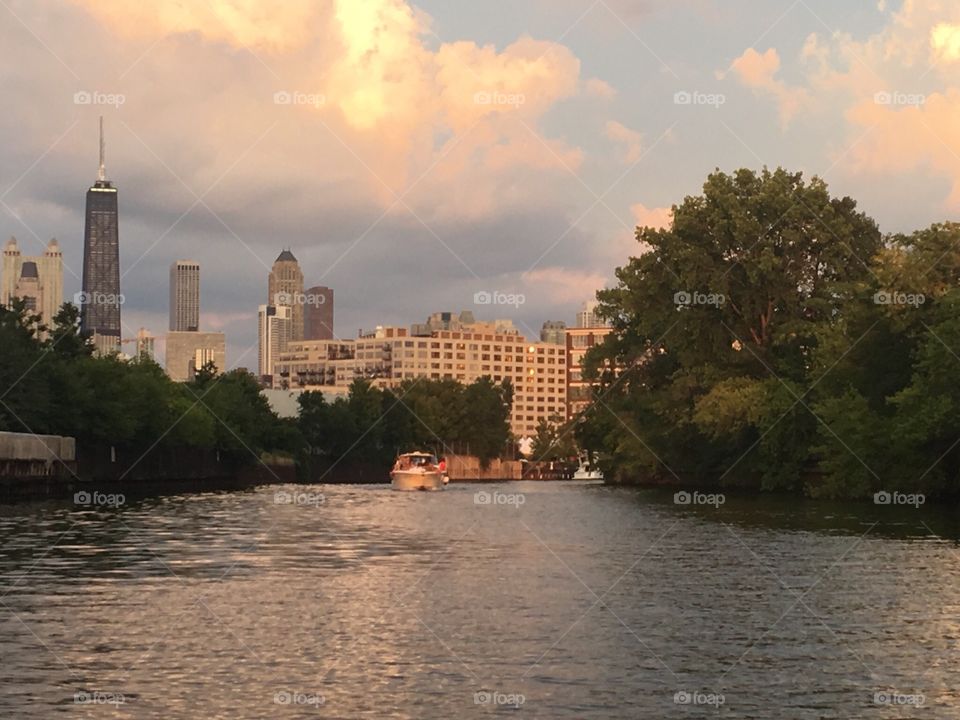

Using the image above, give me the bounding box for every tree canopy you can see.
[578,167,960,499]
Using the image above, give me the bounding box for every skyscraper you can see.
[258,304,291,382]
[1,236,63,330]
[303,285,334,340]
[268,250,304,341]
[80,117,121,354]
[169,260,200,331]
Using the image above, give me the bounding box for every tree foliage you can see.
[577,167,960,499]
[298,376,513,469]
[0,302,288,466]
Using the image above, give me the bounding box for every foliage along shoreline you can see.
[575,167,960,503]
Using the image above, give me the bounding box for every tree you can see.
[579,167,882,490]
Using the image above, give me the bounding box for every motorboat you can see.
[390,451,446,491]
[572,452,603,481]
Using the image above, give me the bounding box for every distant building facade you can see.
[258,304,292,381]
[1,237,63,329]
[575,300,609,329]
[273,324,566,437]
[268,250,304,342]
[565,327,613,420]
[303,285,334,340]
[166,331,226,382]
[169,260,200,331]
[540,320,566,345]
[81,118,122,355]
[134,328,156,361]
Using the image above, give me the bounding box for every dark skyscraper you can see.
[81,117,121,353]
[304,285,334,340]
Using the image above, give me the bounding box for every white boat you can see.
[390,452,446,491]
[573,453,603,481]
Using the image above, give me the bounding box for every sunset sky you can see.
[1,0,958,367]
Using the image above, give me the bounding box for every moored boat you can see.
[390,451,445,491]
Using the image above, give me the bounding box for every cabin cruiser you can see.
[573,452,604,481]
[390,452,446,491]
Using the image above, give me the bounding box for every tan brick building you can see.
[274,325,566,437]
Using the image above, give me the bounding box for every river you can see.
[1,481,958,718]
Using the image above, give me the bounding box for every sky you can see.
[1,0,958,369]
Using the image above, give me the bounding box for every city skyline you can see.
[4,1,957,370]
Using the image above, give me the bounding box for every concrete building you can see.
[303,285,334,340]
[268,250,304,342]
[274,325,566,437]
[169,260,200,331]
[1,237,63,329]
[410,310,518,338]
[258,304,292,381]
[575,300,609,329]
[540,320,566,345]
[166,331,226,382]
[565,326,614,420]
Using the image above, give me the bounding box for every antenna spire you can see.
[98,116,106,182]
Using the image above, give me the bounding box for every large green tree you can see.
[579,167,883,491]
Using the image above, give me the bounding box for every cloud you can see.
[931,22,960,63]
[727,47,809,127]
[630,203,672,229]
[605,120,643,163]
[586,77,617,98]
[68,0,584,213]
[521,266,608,304]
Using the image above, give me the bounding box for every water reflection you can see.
[1,482,958,718]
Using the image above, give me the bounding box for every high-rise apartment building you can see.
[258,304,292,380]
[169,260,200,331]
[274,325,566,437]
[303,285,334,340]
[1,237,63,329]
[80,118,121,355]
[268,250,304,341]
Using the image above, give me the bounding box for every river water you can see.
[1,481,959,718]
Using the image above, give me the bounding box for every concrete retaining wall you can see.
[0,431,75,463]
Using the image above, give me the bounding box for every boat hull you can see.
[390,470,445,491]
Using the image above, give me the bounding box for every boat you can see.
[572,453,603,481]
[390,451,446,491]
